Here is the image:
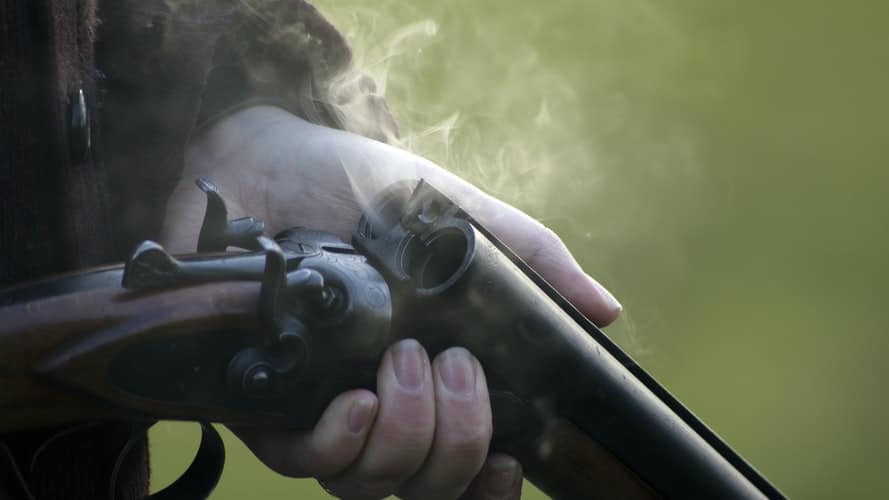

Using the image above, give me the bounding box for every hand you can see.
[161,106,621,499]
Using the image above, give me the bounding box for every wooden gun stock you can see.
[0,281,264,431]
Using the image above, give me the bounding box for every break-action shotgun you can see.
[0,179,783,499]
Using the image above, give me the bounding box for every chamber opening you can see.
[406,230,468,290]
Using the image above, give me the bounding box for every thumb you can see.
[229,389,378,478]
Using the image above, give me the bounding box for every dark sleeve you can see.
[97,0,398,255]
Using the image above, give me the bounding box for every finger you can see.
[230,389,378,478]
[322,339,436,499]
[398,348,493,500]
[191,116,621,326]
[417,165,622,326]
[159,182,211,254]
[460,454,523,500]
[489,201,621,326]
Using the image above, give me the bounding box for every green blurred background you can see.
[151,1,889,498]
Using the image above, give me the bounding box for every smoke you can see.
[305,1,704,357]
[313,1,594,221]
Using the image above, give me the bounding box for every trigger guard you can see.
[141,422,225,500]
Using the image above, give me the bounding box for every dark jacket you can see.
[0,1,394,497]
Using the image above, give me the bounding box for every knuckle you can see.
[327,476,401,499]
[540,224,570,255]
[400,483,469,500]
[538,223,561,244]
[305,448,347,478]
[444,424,492,458]
[528,224,569,265]
[378,414,436,446]
[259,450,308,478]
[238,433,309,478]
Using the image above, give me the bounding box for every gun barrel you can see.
[355,180,783,499]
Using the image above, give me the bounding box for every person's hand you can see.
[160,106,621,499]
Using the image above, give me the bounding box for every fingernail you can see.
[393,339,425,390]
[483,455,520,496]
[347,394,377,434]
[438,348,475,396]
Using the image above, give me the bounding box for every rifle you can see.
[0,179,784,499]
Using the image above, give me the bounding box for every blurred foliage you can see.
[151,1,889,498]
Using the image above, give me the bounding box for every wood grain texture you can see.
[0,282,264,432]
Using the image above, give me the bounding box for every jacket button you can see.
[69,88,91,162]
